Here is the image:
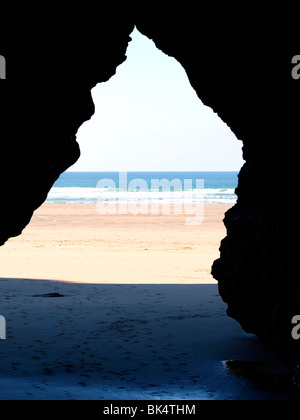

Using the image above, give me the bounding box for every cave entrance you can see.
[0,28,244,284]
[73,27,244,173]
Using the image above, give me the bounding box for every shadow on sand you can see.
[0,278,297,400]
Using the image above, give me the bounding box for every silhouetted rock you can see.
[33,293,64,298]
[1,8,299,365]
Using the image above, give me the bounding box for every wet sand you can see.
[0,203,293,400]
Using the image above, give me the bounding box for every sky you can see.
[69,28,244,172]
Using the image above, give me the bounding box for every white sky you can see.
[69,28,244,172]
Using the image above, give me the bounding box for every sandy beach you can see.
[0,203,228,284]
[0,203,294,400]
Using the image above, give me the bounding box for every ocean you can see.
[47,171,239,205]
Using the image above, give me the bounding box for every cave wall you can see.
[1,10,300,360]
[136,18,300,359]
[0,13,134,245]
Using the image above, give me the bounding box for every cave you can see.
[1,11,300,372]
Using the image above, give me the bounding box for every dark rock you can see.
[1,8,300,364]
[33,293,64,298]
[223,360,292,395]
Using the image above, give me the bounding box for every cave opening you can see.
[0,27,244,284]
[73,27,244,173]
[3,21,297,401]
[62,27,244,283]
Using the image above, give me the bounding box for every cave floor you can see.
[0,279,296,400]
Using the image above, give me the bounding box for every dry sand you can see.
[0,203,294,400]
[0,203,228,284]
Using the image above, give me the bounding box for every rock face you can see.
[1,10,300,361]
[136,18,300,361]
[0,13,134,245]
